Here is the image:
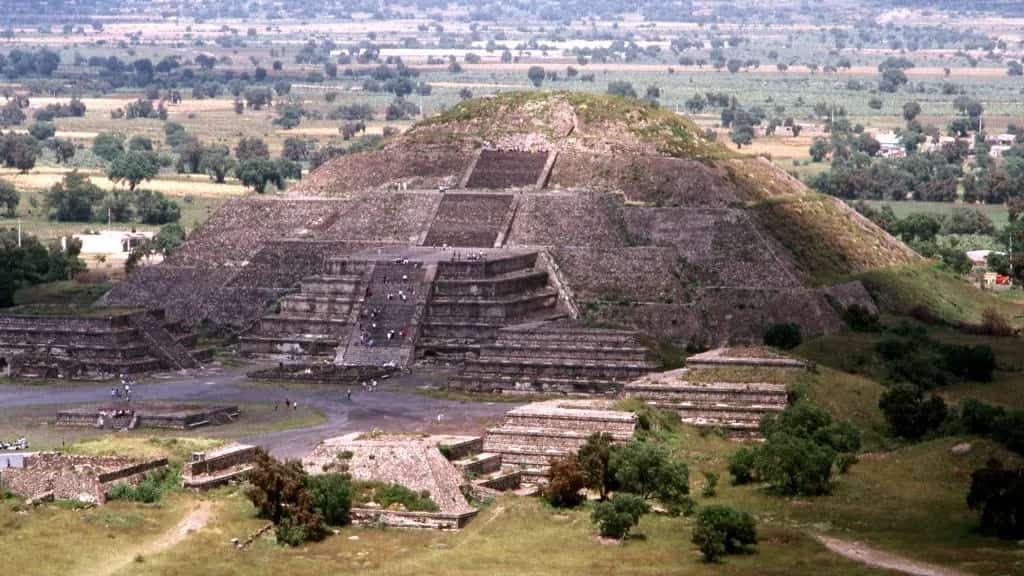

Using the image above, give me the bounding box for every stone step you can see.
[428,289,558,320]
[680,417,763,438]
[471,468,521,491]
[487,447,569,467]
[502,414,636,436]
[239,334,340,358]
[453,452,502,476]
[258,315,351,336]
[299,275,362,295]
[479,343,649,363]
[433,269,550,299]
[463,358,652,381]
[449,373,628,395]
[625,382,787,405]
[280,294,357,316]
[484,428,632,453]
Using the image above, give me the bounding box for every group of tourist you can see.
[447,250,488,262]
[0,437,28,451]
[110,376,135,402]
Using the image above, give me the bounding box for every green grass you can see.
[12,279,114,309]
[856,263,1024,327]
[862,200,1011,228]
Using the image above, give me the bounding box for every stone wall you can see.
[185,444,256,477]
[350,508,476,530]
[506,192,630,248]
[0,453,167,503]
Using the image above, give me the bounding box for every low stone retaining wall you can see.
[0,453,168,504]
[350,507,477,530]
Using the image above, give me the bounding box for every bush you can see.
[701,472,719,498]
[754,433,835,496]
[107,474,162,503]
[960,398,1005,436]
[578,432,617,500]
[728,448,756,485]
[544,456,585,508]
[879,383,948,439]
[353,481,438,512]
[611,440,692,515]
[967,459,1024,539]
[842,304,880,332]
[591,493,649,539]
[692,505,758,562]
[763,323,802,349]
[305,473,352,527]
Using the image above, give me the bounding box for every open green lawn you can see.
[862,200,1011,228]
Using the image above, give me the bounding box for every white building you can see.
[62,230,161,268]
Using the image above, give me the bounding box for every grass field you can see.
[861,200,1011,228]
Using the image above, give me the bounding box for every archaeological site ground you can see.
[2,1,1024,575]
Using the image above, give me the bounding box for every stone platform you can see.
[623,347,802,438]
[56,403,239,430]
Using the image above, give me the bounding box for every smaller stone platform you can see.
[483,400,636,483]
[56,403,239,430]
[0,452,168,504]
[624,347,802,438]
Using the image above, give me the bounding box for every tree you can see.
[305,473,352,527]
[151,222,185,254]
[754,433,835,495]
[527,66,545,87]
[879,383,948,439]
[0,179,18,216]
[244,87,273,110]
[591,493,649,539]
[728,447,757,485]
[235,137,270,161]
[135,189,181,224]
[692,505,758,562]
[730,124,754,148]
[28,121,55,141]
[902,101,922,122]
[763,323,801,349]
[281,137,311,162]
[51,138,75,164]
[237,158,285,193]
[107,151,159,190]
[245,449,326,546]
[385,98,419,121]
[43,171,103,221]
[128,135,153,152]
[544,456,585,508]
[612,440,692,515]
[92,132,125,161]
[2,134,40,172]
[607,81,638,99]
[200,147,236,183]
[578,432,616,500]
[809,137,831,162]
[967,459,1024,539]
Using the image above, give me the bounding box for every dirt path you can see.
[93,501,216,576]
[814,535,972,576]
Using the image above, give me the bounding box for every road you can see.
[0,364,520,459]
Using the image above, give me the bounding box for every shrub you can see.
[305,473,352,527]
[960,398,1006,436]
[544,456,585,508]
[842,304,880,332]
[591,493,649,539]
[692,505,758,561]
[754,433,835,495]
[353,481,438,512]
[728,448,756,485]
[879,383,948,439]
[763,323,802,349]
[967,459,1024,539]
[611,440,692,515]
[701,472,719,498]
[107,474,162,503]
[578,432,617,500]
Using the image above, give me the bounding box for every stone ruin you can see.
[624,347,806,438]
[0,309,207,380]
[303,433,480,529]
[182,443,257,490]
[56,403,239,431]
[0,452,168,504]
